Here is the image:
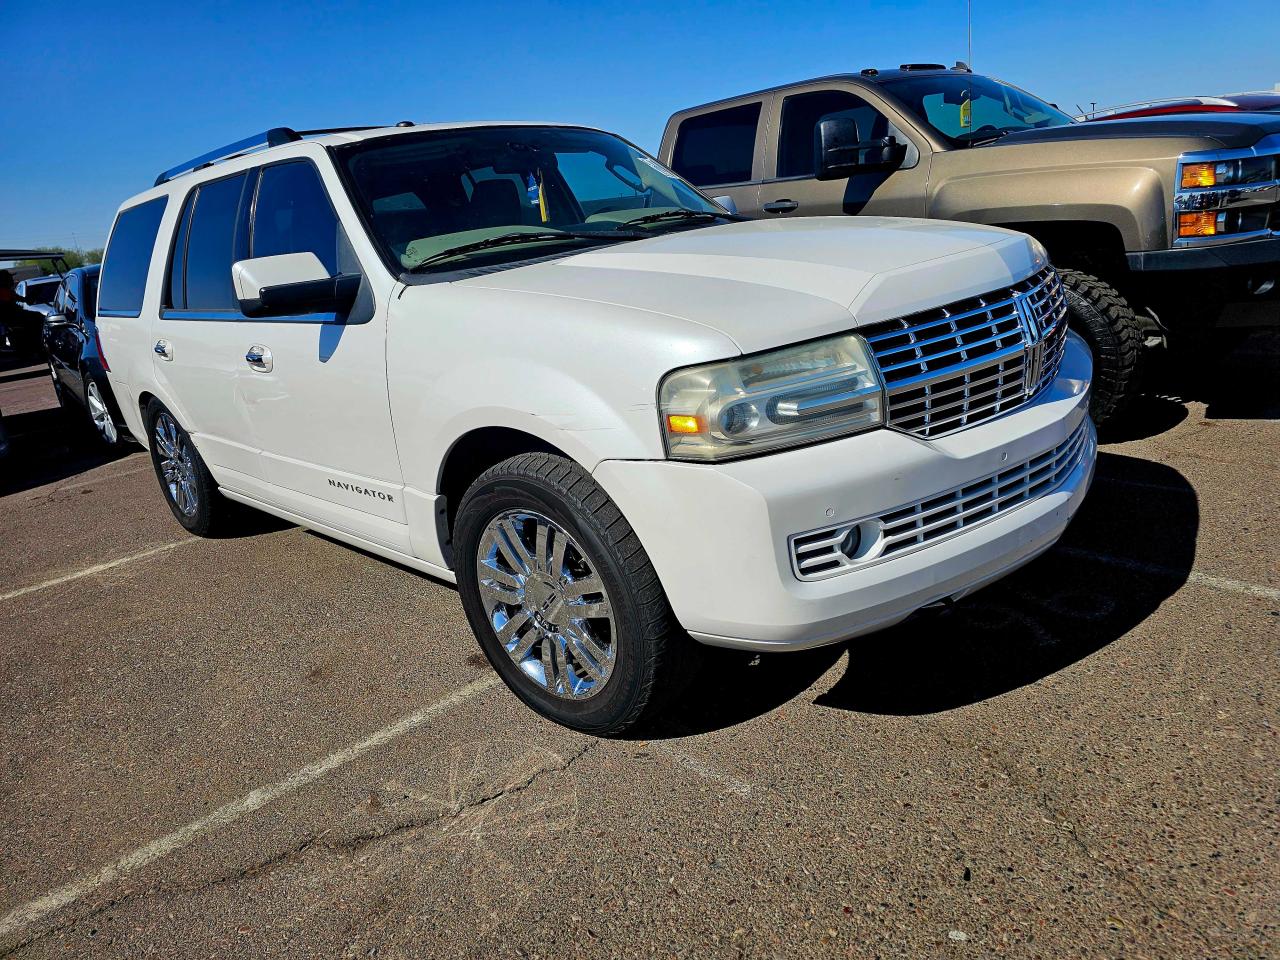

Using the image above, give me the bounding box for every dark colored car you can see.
[43,264,131,447]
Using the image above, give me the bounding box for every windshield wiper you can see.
[616,209,731,229]
[407,230,635,272]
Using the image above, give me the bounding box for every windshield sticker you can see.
[959,98,972,129]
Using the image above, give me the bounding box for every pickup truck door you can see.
[661,96,769,217]
[230,158,410,554]
[758,84,930,219]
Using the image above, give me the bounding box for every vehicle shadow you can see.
[1101,330,1280,441]
[0,406,135,496]
[642,450,1197,737]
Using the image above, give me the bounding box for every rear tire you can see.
[454,452,693,735]
[144,399,241,537]
[1059,268,1143,424]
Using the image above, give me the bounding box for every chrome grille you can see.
[862,268,1069,438]
[789,420,1090,581]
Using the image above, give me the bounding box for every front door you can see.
[231,158,408,553]
[758,85,930,219]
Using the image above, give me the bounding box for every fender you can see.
[930,165,1168,252]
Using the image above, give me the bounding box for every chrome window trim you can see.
[159,308,340,324]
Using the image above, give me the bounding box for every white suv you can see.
[97,121,1095,733]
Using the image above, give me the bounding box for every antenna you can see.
[967,0,973,70]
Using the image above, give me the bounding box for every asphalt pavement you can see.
[1,338,1276,959]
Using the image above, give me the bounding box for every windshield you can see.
[19,278,60,304]
[336,126,722,271]
[881,75,1074,145]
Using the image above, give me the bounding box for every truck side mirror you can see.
[816,117,862,180]
[816,117,909,180]
[711,195,739,215]
[232,253,360,319]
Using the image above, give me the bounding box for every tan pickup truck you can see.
[660,64,1280,421]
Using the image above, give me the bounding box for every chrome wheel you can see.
[154,412,198,517]
[87,381,118,444]
[476,510,616,700]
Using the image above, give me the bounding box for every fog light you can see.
[1178,211,1223,237]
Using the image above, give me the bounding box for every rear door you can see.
[661,98,768,215]
[152,170,266,481]
[758,83,929,219]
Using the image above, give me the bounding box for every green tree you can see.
[17,247,103,271]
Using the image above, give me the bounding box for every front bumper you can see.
[1126,234,1280,272]
[594,331,1094,651]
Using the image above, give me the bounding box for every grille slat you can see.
[864,268,1069,438]
[788,420,1090,581]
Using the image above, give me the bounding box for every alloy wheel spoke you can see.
[534,523,550,575]
[562,623,607,681]
[496,520,533,575]
[478,577,523,608]
[567,600,611,620]
[563,574,603,600]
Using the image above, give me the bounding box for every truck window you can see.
[250,161,348,276]
[184,172,250,312]
[671,102,760,187]
[776,91,885,179]
[98,196,168,317]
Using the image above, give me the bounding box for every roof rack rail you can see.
[153,124,391,187]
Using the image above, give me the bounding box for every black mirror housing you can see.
[239,273,362,319]
[816,116,908,180]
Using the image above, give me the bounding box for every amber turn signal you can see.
[666,414,702,434]
[1177,212,1220,237]
[1180,163,1217,188]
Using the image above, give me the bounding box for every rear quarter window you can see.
[671,102,761,187]
[99,196,168,316]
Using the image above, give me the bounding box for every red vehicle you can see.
[1084,92,1280,121]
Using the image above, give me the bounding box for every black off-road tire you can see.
[144,398,243,537]
[1058,268,1143,424]
[455,452,694,736]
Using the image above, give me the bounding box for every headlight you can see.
[658,333,884,461]
[1180,157,1275,189]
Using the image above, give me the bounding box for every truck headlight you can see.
[1180,157,1275,189]
[659,333,884,461]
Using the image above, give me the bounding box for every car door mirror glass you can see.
[711,195,739,215]
[231,253,361,319]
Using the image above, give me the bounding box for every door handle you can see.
[762,199,799,213]
[245,345,272,372]
[154,339,173,361]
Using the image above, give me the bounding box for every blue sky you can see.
[3,0,1277,250]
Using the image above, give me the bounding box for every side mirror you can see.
[232,253,361,319]
[816,117,908,180]
[711,195,739,215]
[43,313,72,329]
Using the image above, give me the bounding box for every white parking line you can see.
[0,541,192,603]
[1058,547,1280,602]
[0,674,502,945]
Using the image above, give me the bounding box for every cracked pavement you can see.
[1,337,1277,958]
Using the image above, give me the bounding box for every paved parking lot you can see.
[1,339,1277,959]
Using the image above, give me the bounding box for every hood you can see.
[995,113,1280,150]
[458,217,1045,354]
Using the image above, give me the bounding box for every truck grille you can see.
[789,419,1090,581]
[862,268,1069,438]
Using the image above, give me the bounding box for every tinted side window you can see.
[671,103,761,187]
[251,162,345,276]
[99,196,168,316]
[185,173,249,311]
[777,91,883,179]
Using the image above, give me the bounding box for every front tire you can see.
[1059,268,1143,424]
[145,399,240,537]
[454,453,689,736]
